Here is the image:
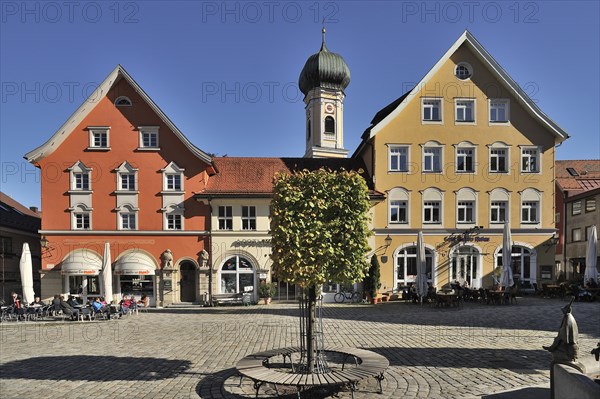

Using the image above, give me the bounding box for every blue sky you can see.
[1,1,599,208]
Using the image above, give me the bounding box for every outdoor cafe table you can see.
[487,290,508,305]
[436,292,458,307]
[545,285,561,298]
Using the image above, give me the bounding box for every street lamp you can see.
[40,236,49,249]
[384,234,392,248]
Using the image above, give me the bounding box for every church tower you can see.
[299,28,351,158]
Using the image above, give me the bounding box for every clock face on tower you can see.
[325,103,335,114]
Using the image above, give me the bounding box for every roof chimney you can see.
[29,206,39,214]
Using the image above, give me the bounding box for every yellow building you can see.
[354,31,568,292]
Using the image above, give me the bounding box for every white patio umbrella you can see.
[584,225,598,284]
[415,231,428,303]
[19,242,35,304]
[101,242,113,302]
[500,221,514,290]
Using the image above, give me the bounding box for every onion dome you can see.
[299,28,351,96]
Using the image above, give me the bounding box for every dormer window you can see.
[138,126,159,149]
[114,162,138,192]
[166,174,181,191]
[69,161,92,192]
[115,96,132,106]
[88,127,110,150]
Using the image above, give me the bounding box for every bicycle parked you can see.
[334,289,361,303]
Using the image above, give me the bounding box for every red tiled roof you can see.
[555,160,600,193]
[198,157,372,196]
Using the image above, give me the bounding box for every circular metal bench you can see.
[236,346,389,398]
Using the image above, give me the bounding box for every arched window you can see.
[324,116,335,135]
[388,187,410,225]
[451,246,480,287]
[489,188,510,224]
[456,187,477,225]
[307,119,311,141]
[220,256,255,294]
[395,246,434,287]
[115,96,132,106]
[495,245,536,286]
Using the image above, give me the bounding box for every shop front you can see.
[114,251,158,306]
[60,249,102,303]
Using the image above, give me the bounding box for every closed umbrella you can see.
[500,221,514,290]
[584,226,598,284]
[415,231,428,303]
[19,242,35,304]
[102,242,113,302]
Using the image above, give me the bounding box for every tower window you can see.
[307,119,311,141]
[324,116,335,135]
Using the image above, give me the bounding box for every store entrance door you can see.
[180,262,196,302]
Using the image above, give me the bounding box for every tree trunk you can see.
[306,284,317,373]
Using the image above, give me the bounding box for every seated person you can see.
[91,297,110,319]
[119,295,132,315]
[59,296,80,320]
[67,295,79,307]
[138,294,149,308]
[9,291,24,319]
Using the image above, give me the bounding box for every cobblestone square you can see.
[1,297,599,399]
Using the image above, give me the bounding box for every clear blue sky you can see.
[1,1,599,208]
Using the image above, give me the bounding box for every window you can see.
[167,214,182,230]
[457,201,474,223]
[89,128,109,148]
[74,172,90,190]
[139,126,159,148]
[120,173,136,191]
[389,146,409,172]
[422,99,442,122]
[490,148,508,173]
[423,202,441,224]
[491,201,508,223]
[166,174,182,191]
[114,96,132,106]
[241,206,256,230]
[585,198,596,212]
[324,116,335,135]
[395,246,434,286]
[572,228,582,242]
[220,256,255,294]
[423,146,442,172]
[121,213,137,230]
[521,201,539,223]
[455,63,472,80]
[489,99,509,123]
[456,148,474,172]
[572,201,581,215]
[496,245,534,285]
[521,147,540,173]
[74,213,90,230]
[586,225,594,240]
[455,99,475,122]
[390,200,408,224]
[218,206,233,230]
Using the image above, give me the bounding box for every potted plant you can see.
[259,282,276,304]
[363,254,382,304]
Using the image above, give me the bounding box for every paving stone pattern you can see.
[1,297,599,399]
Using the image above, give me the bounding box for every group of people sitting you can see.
[3,291,149,321]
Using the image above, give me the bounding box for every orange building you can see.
[25,66,214,306]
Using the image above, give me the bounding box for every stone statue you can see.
[200,249,209,267]
[543,296,579,362]
[160,249,173,269]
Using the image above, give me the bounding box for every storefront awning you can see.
[60,249,103,275]
[114,252,157,275]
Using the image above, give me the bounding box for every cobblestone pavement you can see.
[1,297,599,399]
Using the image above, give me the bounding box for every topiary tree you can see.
[270,168,371,372]
[364,254,382,300]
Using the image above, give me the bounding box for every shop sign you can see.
[443,235,490,242]
[259,273,267,279]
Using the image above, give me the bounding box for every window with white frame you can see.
[455,99,475,122]
[389,146,409,172]
[489,99,509,123]
[422,99,442,122]
[521,147,540,173]
[89,127,109,148]
[457,201,475,223]
[218,206,233,230]
[423,202,441,224]
[491,201,508,223]
[74,172,90,190]
[167,214,182,230]
[390,200,408,224]
[521,201,539,223]
[456,147,475,172]
[489,145,509,173]
[455,63,473,80]
[114,96,132,106]
[120,212,137,230]
[572,201,581,215]
[71,204,91,230]
[139,126,159,148]
[166,174,182,191]
[423,146,442,172]
[241,206,256,230]
[120,173,136,191]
